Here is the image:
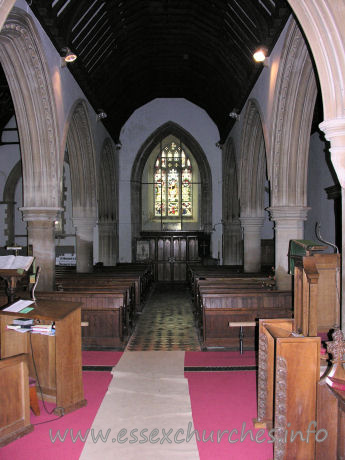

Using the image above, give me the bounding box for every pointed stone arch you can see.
[239,99,267,218]
[0,8,61,208]
[131,121,212,248]
[269,20,317,207]
[239,99,267,272]
[98,138,118,266]
[66,99,97,272]
[0,8,61,289]
[268,19,317,288]
[222,138,242,265]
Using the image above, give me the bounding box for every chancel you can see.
[0,0,345,459]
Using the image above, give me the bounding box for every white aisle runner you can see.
[80,351,200,460]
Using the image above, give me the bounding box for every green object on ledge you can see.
[288,239,327,274]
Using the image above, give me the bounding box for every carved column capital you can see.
[320,117,345,188]
[239,216,265,230]
[267,206,310,230]
[73,216,97,230]
[20,206,63,222]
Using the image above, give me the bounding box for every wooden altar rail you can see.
[200,290,292,349]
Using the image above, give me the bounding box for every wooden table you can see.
[0,300,87,415]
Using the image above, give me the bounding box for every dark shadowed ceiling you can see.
[3,1,293,142]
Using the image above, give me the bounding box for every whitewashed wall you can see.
[0,117,24,248]
[118,98,222,262]
[305,132,337,248]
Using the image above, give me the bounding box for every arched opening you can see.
[66,100,97,272]
[98,138,118,266]
[239,99,268,272]
[131,121,212,280]
[222,139,242,266]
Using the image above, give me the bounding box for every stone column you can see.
[223,219,243,266]
[268,206,310,290]
[240,216,264,273]
[320,118,345,331]
[20,207,62,291]
[73,217,96,273]
[98,221,118,266]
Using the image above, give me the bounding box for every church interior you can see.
[0,0,345,459]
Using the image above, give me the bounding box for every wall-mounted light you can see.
[96,109,107,121]
[60,47,77,67]
[115,141,122,150]
[229,109,240,121]
[253,46,270,67]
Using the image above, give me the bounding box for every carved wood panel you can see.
[136,232,204,281]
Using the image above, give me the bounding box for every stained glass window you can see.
[154,142,192,217]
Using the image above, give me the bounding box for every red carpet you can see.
[1,372,112,460]
[81,350,256,368]
[2,352,267,459]
[82,350,123,366]
[186,371,273,459]
[184,350,256,367]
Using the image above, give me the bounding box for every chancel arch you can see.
[131,121,212,280]
[239,99,267,272]
[66,100,97,272]
[98,138,118,266]
[0,8,61,290]
[222,139,242,265]
[268,19,317,289]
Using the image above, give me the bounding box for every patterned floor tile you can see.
[126,283,201,351]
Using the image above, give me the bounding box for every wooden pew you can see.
[194,278,275,320]
[55,278,136,326]
[56,264,153,312]
[200,290,292,349]
[36,291,128,349]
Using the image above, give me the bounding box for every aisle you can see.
[127,282,201,351]
[79,351,200,460]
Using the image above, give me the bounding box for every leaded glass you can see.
[154,141,192,218]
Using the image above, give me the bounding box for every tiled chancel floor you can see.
[126,282,201,351]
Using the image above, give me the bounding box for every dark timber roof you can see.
[24,0,291,142]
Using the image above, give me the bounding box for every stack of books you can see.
[31,324,55,336]
[6,320,55,336]
[13,317,34,326]
[7,317,34,333]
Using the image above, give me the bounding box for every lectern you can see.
[0,300,86,415]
